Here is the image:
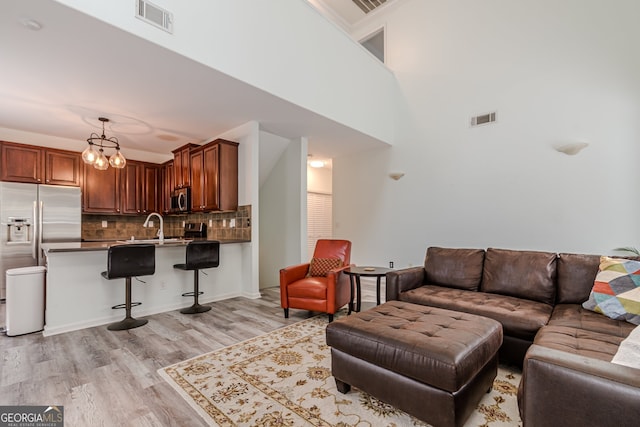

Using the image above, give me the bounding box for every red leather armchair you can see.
[280,239,352,322]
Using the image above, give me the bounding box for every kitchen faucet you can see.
[143,212,164,243]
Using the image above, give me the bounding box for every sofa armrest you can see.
[385,267,425,301]
[518,344,640,427]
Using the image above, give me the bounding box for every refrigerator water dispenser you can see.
[7,217,31,244]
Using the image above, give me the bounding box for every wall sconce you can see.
[388,172,405,181]
[555,142,589,155]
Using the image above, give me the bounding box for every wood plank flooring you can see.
[0,282,384,426]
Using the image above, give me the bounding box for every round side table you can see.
[343,266,393,312]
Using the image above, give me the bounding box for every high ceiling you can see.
[0,0,388,163]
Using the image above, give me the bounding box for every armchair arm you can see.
[385,266,425,301]
[518,344,640,427]
[280,263,310,308]
[326,264,353,314]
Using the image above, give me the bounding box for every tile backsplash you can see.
[82,205,251,241]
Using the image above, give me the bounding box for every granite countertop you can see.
[42,239,250,253]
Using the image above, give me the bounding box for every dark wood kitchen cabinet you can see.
[82,163,121,213]
[121,162,141,214]
[190,148,204,211]
[0,141,80,186]
[161,160,174,214]
[44,149,81,186]
[190,139,238,212]
[142,164,159,214]
[121,161,159,214]
[172,143,198,189]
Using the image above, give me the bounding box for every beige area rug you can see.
[159,315,522,426]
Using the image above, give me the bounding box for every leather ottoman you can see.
[326,300,503,427]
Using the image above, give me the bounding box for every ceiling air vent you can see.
[136,0,173,33]
[352,0,388,14]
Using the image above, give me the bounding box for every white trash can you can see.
[6,266,46,336]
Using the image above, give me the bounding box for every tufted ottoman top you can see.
[326,300,503,393]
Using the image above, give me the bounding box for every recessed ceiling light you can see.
[309,160,325,168]
[20,18,43,31]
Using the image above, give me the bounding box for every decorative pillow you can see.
[582,256,640,325]
[308,257,343,277]
[611,325,640,369]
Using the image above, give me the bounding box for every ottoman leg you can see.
[335,379,351,394]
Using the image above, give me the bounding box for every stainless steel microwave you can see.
[170,187,190,213]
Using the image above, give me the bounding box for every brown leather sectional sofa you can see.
[386,246,640,427]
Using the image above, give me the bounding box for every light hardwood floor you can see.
[0,282,383,426]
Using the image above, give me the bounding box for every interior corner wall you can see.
[216,121,260,297]
[259,137,307,290]
[335,0,640,268]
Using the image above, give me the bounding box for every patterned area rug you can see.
[159,315,522,426]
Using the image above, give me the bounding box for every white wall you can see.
[56,0,397,146]
[335,0,640,268]
[307,166,332,194]
[259,137,308,289]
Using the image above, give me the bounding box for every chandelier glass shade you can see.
[82,117,126,169]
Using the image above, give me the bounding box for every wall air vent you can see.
[352,0,388,14]
[136,0,173,33]
[470,112,497,127]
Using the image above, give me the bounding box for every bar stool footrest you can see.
[181,291,204,297]
[111,301,142,310]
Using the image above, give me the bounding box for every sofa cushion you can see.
[424,247,485,291]
[399,285,552,341]
[582,256,640,325]
[533,325,625,362]
[480,248,557,305]
[556,253,601,304]
[549,304,636,338]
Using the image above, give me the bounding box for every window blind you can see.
[307,192,333,258]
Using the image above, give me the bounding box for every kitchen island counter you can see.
[43,239,250,252]
[41,239,256,336]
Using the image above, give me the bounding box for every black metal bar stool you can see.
[174,240,220,314]
[102,244,155,331]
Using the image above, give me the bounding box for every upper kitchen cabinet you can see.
[44,149,81,186]
[161,160,174,214]
[172,143,198,189]
[190,139,238,212]
[142,163,159,214]
[190,148,204,211]
[82,163,121,213]
[0,141,80,186]
[121,162,142,214]
[117,161,160,215]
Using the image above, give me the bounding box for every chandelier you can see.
[82,117,126,170]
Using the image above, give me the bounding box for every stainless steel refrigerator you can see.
[0,182,81,300]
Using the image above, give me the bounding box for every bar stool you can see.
[102,244,155,331]
[174,240,220,314]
